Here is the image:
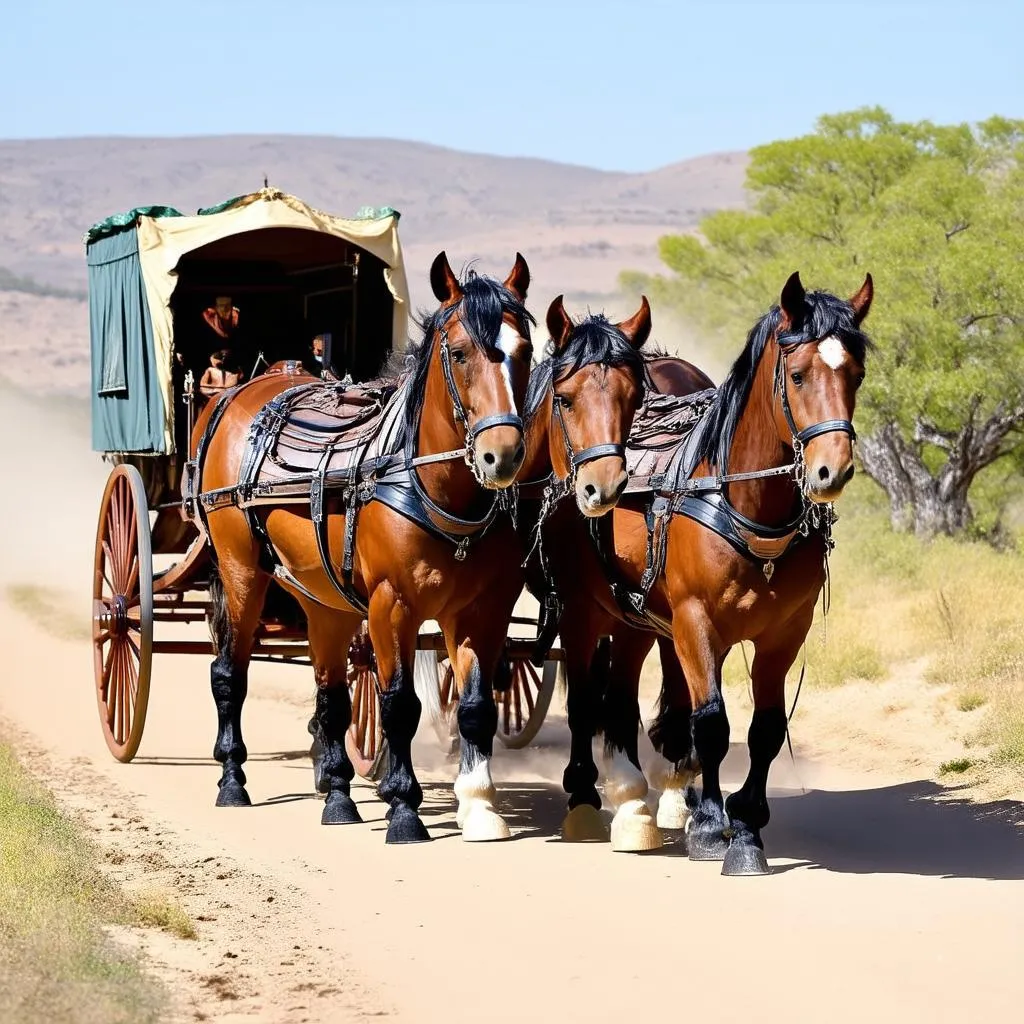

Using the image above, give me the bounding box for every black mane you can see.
[398,270,535,456]
[525,313,646,422]
[686,289,872,473]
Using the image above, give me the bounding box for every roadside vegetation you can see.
[622,109,1024,788]
[0,739,192,1023]
[712,477,1024,780]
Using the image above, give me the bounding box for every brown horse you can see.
[549,272,873,872]
[191,253,651,844]
[194,253,537,843]
[437,294,653,832]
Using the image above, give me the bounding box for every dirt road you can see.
[1,386,1022,1023]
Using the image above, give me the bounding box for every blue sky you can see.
[3,0,1020,171]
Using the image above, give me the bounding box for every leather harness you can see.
[581,337,854,636]
[185,315,530,616]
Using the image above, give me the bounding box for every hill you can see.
[0,136,747,394]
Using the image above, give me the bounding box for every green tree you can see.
[624,108,1024,539]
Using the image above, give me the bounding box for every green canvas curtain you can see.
[88,229,168,453]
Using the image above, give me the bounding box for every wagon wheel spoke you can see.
[362,667,374,749]
[367,672,379,756]
[518,661,537,718]
[102,542,117,591]
[512,665,523,733]
[350,672,363,743]
[111,482,127,587]
[124,558,140,604]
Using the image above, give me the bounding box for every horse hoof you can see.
[385,804,430,844]
[687,828,729,861]
[461,806,511,842]
[611,799,663,853]
[321,791,362,825]
[561,804,609,843]
[656,789,690,830]
[215,782,251,808]
[722,841,770,876]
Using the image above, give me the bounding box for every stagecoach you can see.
[88,187,560,777]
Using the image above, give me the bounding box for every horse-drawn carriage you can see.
[88,188,560,776]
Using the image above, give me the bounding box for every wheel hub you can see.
[101,595,130,636]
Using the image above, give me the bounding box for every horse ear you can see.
[430,251,462,303]
[780,271,805,326]
[503,252,530,302]
[617,295,652,349]
[849,273,873,325]
[546,295,573,352]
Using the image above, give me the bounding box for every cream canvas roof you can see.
[134,188,410,450]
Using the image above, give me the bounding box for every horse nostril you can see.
[842,463,855,484]
[817,465,831,482]
[514,441,525,463]
[483,451,496,466]
[583,483,597,499]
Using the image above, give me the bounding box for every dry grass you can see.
[0,740,169,1024]
[132,890,198,940]
[644,477,1024,783]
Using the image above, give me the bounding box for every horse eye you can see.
[856,373,865,388]
[451,349,467,365]
[790,371,804,387]
[556,394,573,410]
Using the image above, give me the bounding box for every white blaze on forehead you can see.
[817,335,847,370]
[496,322,522,412]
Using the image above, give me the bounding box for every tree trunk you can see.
[857,406,1023,539]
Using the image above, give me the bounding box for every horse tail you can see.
[206,564,232,656]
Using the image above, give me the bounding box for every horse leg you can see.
[664,605,730,861]
[303,603,364,825]
[559,610,609,843]
[207,562,268,808]
[722,603,813,876]
[602,626,662,852]
[651,635,699,830]
[446,608,511,842]
[367,584,428,844]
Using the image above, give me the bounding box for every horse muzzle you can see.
[471,418,525,489]
[575,464,628,518]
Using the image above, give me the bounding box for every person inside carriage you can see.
[201,295,240,345]
[198,348,244,403]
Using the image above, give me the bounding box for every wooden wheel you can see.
[92,464,153,762]
[428,649,559,751]
[344,623,388,781]
[495,655,558,749]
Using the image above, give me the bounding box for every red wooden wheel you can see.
[344,623,388,780]
[495,654,558,749]
[92,465,153,762]
[429,649,559,750]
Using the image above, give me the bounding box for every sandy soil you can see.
[1,390,1023,1024]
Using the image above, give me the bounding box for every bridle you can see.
[551,394,626,490]
[773,336,857,497]
[436,315,525,484]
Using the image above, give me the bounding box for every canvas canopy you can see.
[87,188,410,455]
